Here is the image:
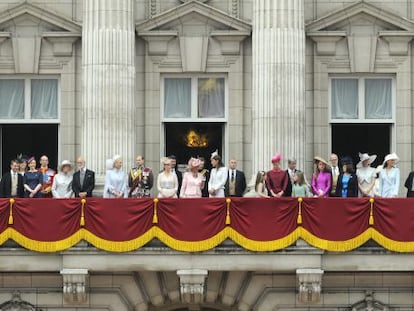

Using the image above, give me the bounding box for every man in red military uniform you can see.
[38,155,55,198]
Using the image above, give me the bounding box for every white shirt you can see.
[228,169,237,180]
[332,166,340,176]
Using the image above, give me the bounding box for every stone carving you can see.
[177,269,208,304]
[60,269,89,303]
[350,292,390,311]
[296,269,324,304]
[0,292,36,311]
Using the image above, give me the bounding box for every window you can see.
[330,76,394,122]
[0,77,59,122]
[162,75,227,165]
[163,77,226,120]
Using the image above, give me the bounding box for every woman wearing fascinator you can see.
[208,150,228,198]
[103,155,128,198]
[180,157,205,198]
[157,157,178,198]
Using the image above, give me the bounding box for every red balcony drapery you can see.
[1,197,414,253]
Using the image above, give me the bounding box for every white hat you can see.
[112,154,122,162]
[61,160,72,167]
[383,153,399,166]
[357,153,377,168]
[210,150,219,159]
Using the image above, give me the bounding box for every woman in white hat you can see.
[103,155,128,198]
[379,153,400,198]
[180,158,205,198]
[208,151,228,198]
[51,160,74,198]
[356,152,377,197]
[157,157,178,198]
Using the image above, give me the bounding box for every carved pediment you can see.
[0,292,36,311]
[0,2,81,72]
[306,1,414,33]
[307,1,414,71]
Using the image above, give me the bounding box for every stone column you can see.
[82,0,136,176]
[251,0,306,171]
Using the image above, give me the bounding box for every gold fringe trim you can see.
[80,199,86,227]
[154,227,228,252]
[83,228,155,252]
[299,227,372,252]
[297,197,303,225]
[369,198,375,225]
[371,229,414,253]
[228,228,300,252]
[153,198,159,224]
[225,198,231,225]
[8,198,14,225]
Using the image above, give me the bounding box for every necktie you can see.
[11,173,17,196]
[80,170,85,187]
[231,170,235,182]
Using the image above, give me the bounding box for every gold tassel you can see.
[226,198,231,225]
[8,198,15,225]
[80,199,86,227]
[297,197,303,225]
[153,198,159,224]
[369,198,375,225]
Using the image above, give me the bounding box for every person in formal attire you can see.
[72,157,95,198]
[128,155,153,198]
[180,158,205,198]
[103,155,128,198]
[311,157,332,197]
[23,157,43,198]
[0,159,24,198]
[356,152,377,197]
[379,153,400,198]
[208,151,228,198]
[335,157,358,198]
[169,155,182,197]
[404,170,414,197]
[285,157,298,196]
[267,153,289,198]
[198,157,210,197]
[157,157,178,198]
[17,155,28,176]
[329,153,340,197]
[52,160,74,198]
[38,155,55,198]
[244,171,269,198]
[224,159,246,197]
[292,171,311,197]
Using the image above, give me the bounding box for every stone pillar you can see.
[252,0,306,171]
[82,0,136,176]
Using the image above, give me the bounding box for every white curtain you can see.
[164,78,191,118]
[198,78,225,118]
[331,79,359,119]
[0,80,24,119]
[365,79,392,119]
[31,79,58,119]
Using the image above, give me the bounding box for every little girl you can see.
[292,171,311,197]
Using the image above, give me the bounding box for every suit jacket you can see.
[404,172,414,197]
[0,172,24,198]
[72,169,95,197]
[285,169,298,197]
[335,173,358,197]
[174,169,183,198]
[224,169,247,197]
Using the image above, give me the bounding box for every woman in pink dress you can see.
[180,158,205,198]
[311,156,332,197]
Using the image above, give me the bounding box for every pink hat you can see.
[271,153,282,163]
[188,157,201,168]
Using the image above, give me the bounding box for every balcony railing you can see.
[0,197,411,253]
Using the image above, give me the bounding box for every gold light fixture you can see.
[185,130,208,148]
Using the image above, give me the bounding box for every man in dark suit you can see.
[72,157,95,197]
[169,155,183,197]
[225,159,246,197]
[285,157,298,197]
[0,159,24,198]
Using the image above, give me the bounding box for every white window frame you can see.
[160,74,228,123]
[0,75,60,124]
[329,75,396,124]
[160,74,228,164]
